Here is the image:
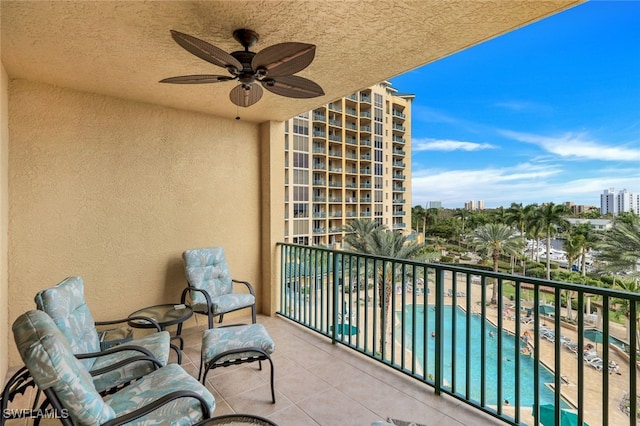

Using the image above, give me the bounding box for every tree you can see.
[563,232,585,320]
[343,218,382,252]
[537,203,570,279]
[471,223,525,304]
[596,213,640,282]
[344,220,423,353]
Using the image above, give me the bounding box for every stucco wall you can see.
[7,79,263,364]
[1,64,9,382]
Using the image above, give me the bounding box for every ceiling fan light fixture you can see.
[160,29,324,108]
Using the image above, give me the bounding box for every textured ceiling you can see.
[1,1,583,123]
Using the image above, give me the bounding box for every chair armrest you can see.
[97,316,162,332]
[232,279,255,296]
[75,343,159,371]
[88,355,163,377]
[181,286,213,306]
[100,390,212,426]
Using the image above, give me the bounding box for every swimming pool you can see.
[396,305,567,408]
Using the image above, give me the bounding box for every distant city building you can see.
[563,201,598,215]
[284,81,413,247]
[464,200,484,211]
[426,201,442,209]
[600,188,616,216]
[617,188,640,215]
[600,188,639,216]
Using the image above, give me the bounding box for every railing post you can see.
[332,251,339,344]
[434,267,444,396]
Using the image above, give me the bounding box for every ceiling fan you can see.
[160,29,325,108]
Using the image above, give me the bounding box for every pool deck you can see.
[434,277,631,426]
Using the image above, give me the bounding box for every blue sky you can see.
[390,0,640,210]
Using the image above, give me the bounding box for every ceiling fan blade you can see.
[252,43,316,77]
[169,30,243,73]
[230,84,263,107]
[262,75,325,99]
[159,75,236,84]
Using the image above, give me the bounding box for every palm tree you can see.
[563,233,584,320]
[596,213,640,282]
[572,222,599,276]
[472,223,525,304]
[343,218,382,252]
[537,203,570,279]
[344,219,423,352]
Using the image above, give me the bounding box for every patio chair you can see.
[179,247,256,331]
[34,276,171,393]
[12,310,214,426]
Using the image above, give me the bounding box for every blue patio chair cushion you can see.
[183,247,255,315]
[91,331,170,392]
[202,324,275,365]
[14,311,215,425]
[105,363,216,425]
[35,276,170,392]
[13,310,116,424]
[34,276,101,370]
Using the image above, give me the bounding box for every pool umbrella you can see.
[584,329,604,352]
[538,305,555,317]
[536,404,589,426]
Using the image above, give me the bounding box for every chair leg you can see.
[218,314,224,324]
[251,305,257,324]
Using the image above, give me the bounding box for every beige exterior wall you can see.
[284,82,413,246]
[6,79,266,364]
[1,64,9,382]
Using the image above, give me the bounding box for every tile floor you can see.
[177,314,505,426]
[4,313,506,426]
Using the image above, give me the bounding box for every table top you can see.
[128,303,193,329]
[195,414,277,425]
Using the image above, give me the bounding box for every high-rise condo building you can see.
[284,82,413,247]
[600,188,616,216]
[600,188,640,216]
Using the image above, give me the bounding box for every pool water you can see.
[396,305,567,408]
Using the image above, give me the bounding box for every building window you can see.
[293,203,308,218]
[293,152,309,168]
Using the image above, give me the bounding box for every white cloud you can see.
[410,162,640,208]
[501,130,640,161]
[413,138,496,152]
[494,100,553,113]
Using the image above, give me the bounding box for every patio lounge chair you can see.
[34,276,171,393]
[586,357,604,371]
[180,247,256,330]
[12,310,214,425]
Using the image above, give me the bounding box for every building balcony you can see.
[346,137,358,145]
[393,136,405,144]
[392,123,406,132]
[312,212,326,218]
[392,210,406,216]
[328,103,342,112]
[313,112,326,121]
[346,108,357,116]
[392,109,406,119]
[393,174,406,180]
[277,243,636,426]
[360,125,372,133]
[393,161,406,168]
[313,163,326,170]
[392,198,406,204]
[360,139,372,147]
[329,150,342,157]
[392,186,406,192]
[313,130,326,138]
[329,134,342,142]
[360,95,371,103]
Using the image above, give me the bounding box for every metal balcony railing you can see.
[277,243,639,426]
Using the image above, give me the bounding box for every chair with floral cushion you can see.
[179,247,256,332]
[34,276,171,394]
[12,310,215,426]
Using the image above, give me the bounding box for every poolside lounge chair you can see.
[586,357,604,371]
